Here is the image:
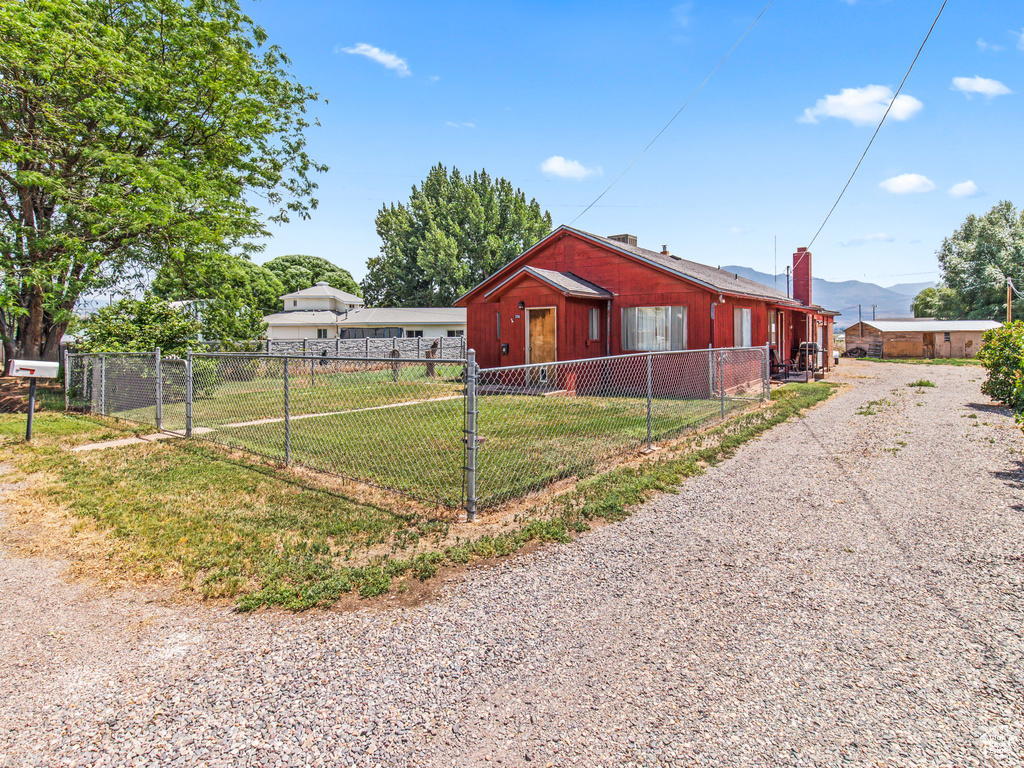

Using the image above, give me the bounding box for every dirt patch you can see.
[0,376,59,413]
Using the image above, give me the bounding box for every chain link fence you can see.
[189,336,468,359]
[471,347,768,510]
[64,346,768,514]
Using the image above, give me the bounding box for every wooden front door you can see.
[527,307,556,383]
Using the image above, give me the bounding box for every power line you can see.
[806,0,948,249]
[569,0,775,225]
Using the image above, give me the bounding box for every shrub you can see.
[976,321,1024,414]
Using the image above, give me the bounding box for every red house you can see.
[455,226,837,372]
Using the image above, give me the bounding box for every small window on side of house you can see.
[944,332,951,343]
[496,311,501,340]
[448,330,464,337]
[293,300,297,307]
[317,328,328,339]
[589,307,600,340]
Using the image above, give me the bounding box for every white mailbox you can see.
[9,359,59,378]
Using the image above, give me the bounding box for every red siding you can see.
[462,230,822,368]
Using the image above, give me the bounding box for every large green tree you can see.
[262,254,361,297]
[919,201,1024,320]
[363,164,552,307]
[0,0,325,362]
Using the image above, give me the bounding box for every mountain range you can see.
[721,266,935,329]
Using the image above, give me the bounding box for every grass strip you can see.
[5,382,835,611]
[853,356,980,367]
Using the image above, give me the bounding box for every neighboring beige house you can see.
[264,282,466,340]
[845,319,1001,359]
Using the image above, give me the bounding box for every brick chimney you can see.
[793,247,811,306]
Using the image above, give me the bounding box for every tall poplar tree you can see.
[363,164,552,307]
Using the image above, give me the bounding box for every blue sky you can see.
[244,0,1023,288]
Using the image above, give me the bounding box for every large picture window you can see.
[734,307,752,347]
[621,306,687,351]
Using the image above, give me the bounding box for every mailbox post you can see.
[8,359,60,440]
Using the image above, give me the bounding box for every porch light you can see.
[518,301,525,310]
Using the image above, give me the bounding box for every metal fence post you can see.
[283,356,291,466]
[63,349,70,411]
[763,343,770,399]
[100,354,106,416]
[439,336,444,359]
[417,337,422,359]
[365,338,370,358]
[646,352,653,450]
[185,350,193,437]
[465,349,478,522]
[336,337,340,356]
[154,347,162,430]
[266,338,271,355]
[718,350,725,420]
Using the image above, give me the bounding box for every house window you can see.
[496,311,501,340]
[944,332,951,343]
[293,300,297,307]
[733,307,752,347]
[769,310,777,345]
[406,330,423,338]
[621,306,687,351]
[589,307,600,340]
[317,328,328,339]
[448,330,464,337]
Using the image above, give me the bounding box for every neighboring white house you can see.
[264,281,466,339]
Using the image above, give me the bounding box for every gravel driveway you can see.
[1,360,1022,767]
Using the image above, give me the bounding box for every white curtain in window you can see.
[622,307,687,351]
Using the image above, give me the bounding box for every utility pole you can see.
[871,304,877,321]
[858,304,862,323]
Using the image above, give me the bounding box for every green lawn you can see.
[205,391,751,508]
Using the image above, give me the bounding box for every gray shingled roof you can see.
[281,281,364,304]
[264,310,344,325]
[339,308,466,326]
[858,319,1001,333]
[485,266,614,299]
[564,226,806,306]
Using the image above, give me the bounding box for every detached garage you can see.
[845,319,1001,359]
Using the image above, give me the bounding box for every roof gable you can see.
[485,266,614,300]
[457,225,814,308]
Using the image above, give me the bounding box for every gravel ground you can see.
[1,360,1022,767]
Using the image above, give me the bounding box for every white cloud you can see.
[445,121,476,129]
[840,233,895,247]
[338,43,411,77]
[1018,28,1024,51]
[672,3,692,26]
[540,156,601,180]
[800,84,923,126]
[879,173,935,194]
[949,180,980,197]
[952,76,1012,97]
[977,38,1002,52]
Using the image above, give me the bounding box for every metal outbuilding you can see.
[845,319,1001,359]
